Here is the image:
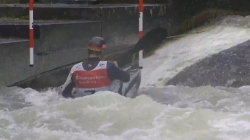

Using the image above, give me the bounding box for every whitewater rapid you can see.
[1,16,250,140]
[1,86,250,140]
[141,15,250,87]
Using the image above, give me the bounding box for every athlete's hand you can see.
[113,61,118,67]
[71,89,77,98]
[72,90,76,95]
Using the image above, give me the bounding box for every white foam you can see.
[141,16,250,87]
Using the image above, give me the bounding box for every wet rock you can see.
[166,39,250,87]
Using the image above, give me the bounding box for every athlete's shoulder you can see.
[71,62,83,71]
[95,61,108,69]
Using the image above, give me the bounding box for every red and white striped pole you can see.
[29,0,34,66]
[138,0,143,69]
[139,0,143,39]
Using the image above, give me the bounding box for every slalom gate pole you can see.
[29,0,34,66]
[139,0,143,39]
[138,0,143,69]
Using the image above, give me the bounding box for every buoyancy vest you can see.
[71,61,119,97]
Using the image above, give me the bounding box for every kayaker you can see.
[61,36,130,98]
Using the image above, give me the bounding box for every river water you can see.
[1,16,250,140]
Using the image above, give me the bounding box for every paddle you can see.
[118,27,168,68]
[128,27,168,57]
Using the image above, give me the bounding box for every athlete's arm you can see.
[107,62,130,82]
[61,65,77,98]
[62,82,75,98]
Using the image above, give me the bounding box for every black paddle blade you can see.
[129,27,168,56]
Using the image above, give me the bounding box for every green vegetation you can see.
[0,0,19,4]
[177,9,250,34]
[99,0,166,4]
[0,0,167,4]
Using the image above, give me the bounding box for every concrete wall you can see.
[0,21,101,86]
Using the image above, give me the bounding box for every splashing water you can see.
[0,86,250,140]
[141,15,250,87]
